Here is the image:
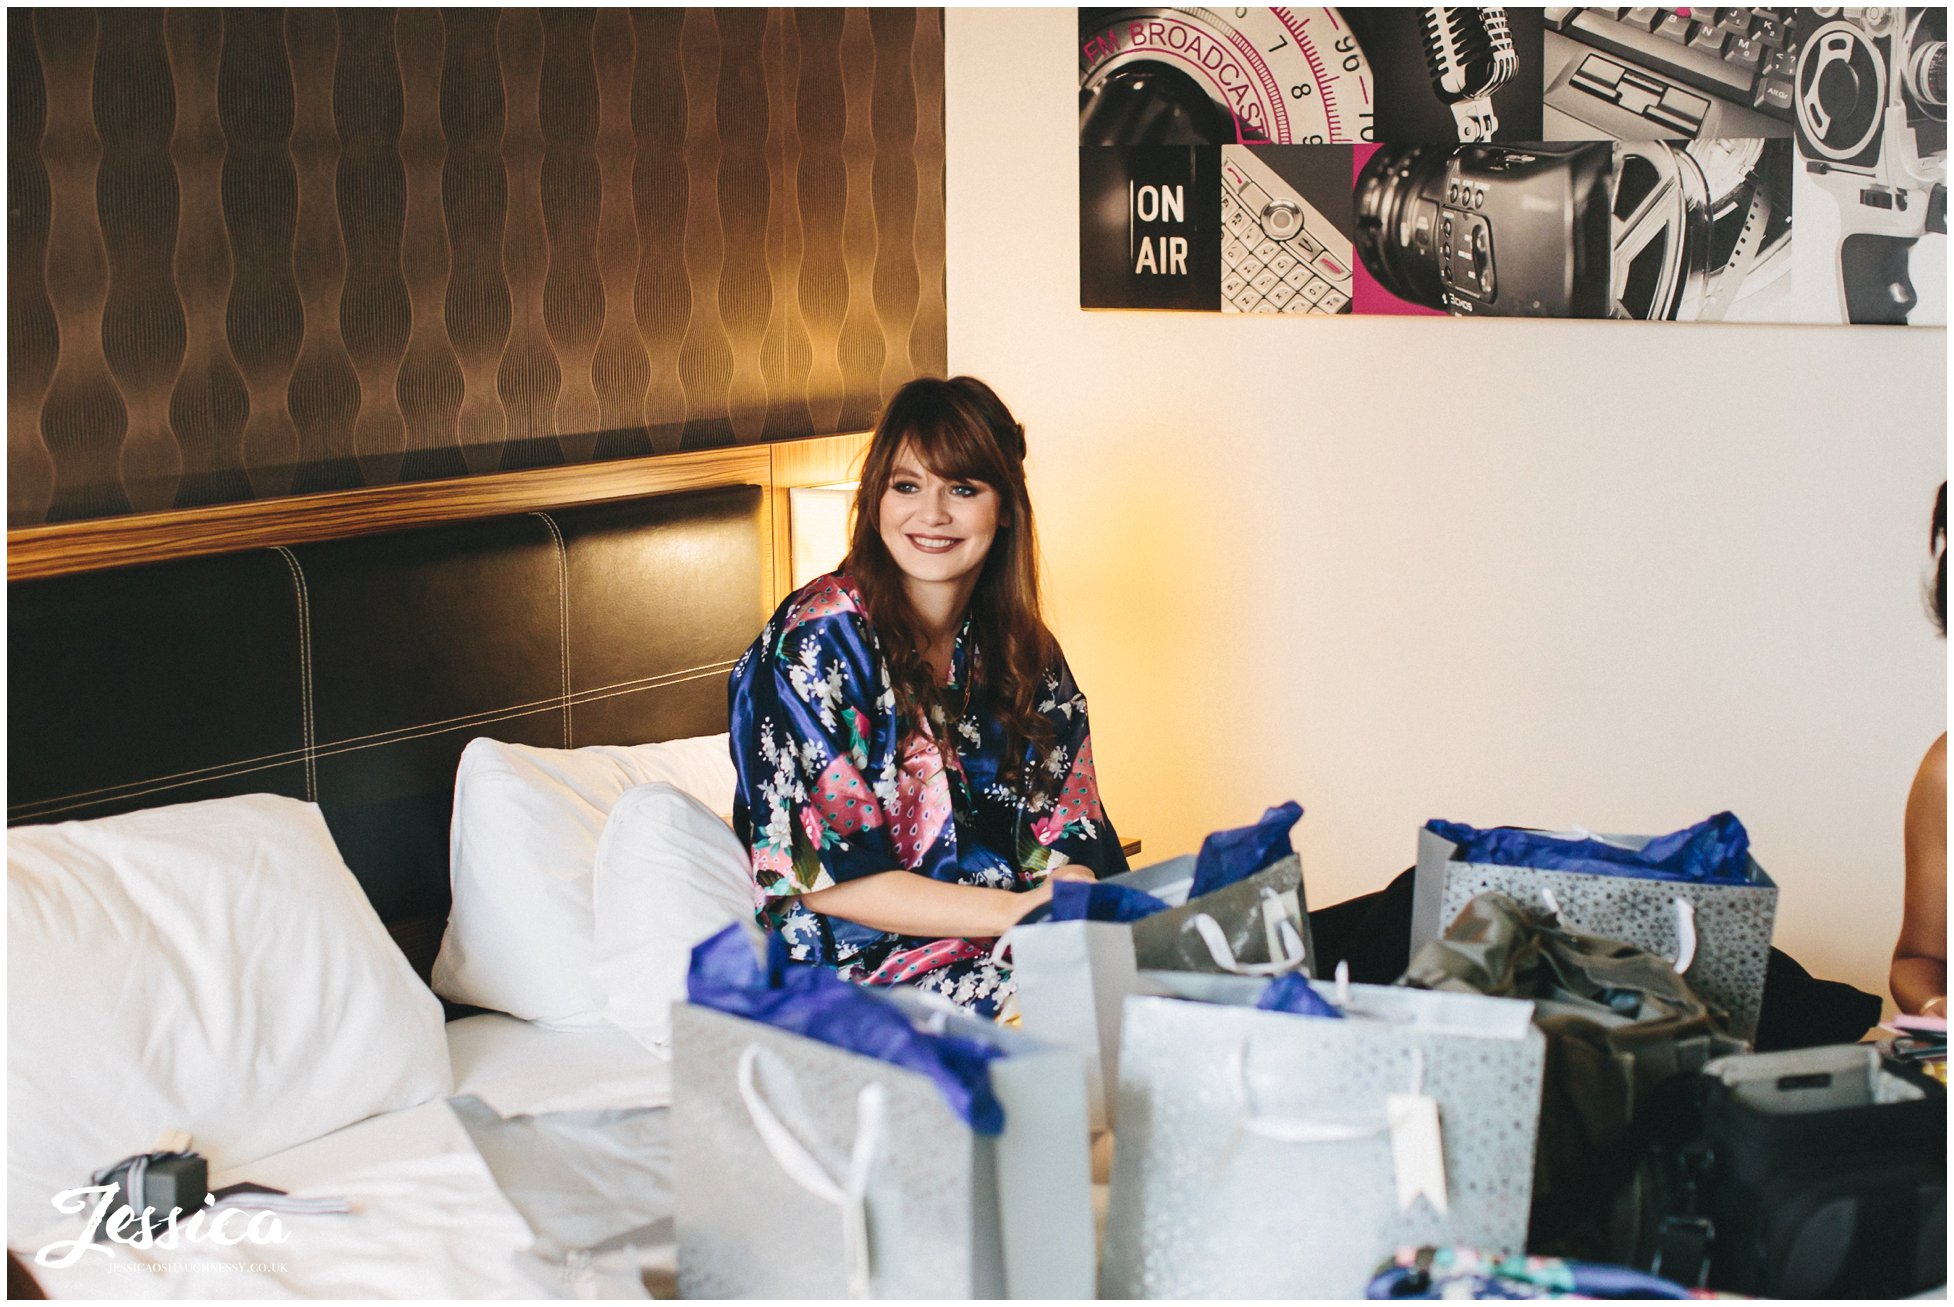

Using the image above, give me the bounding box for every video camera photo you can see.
[1355,135,1793,320]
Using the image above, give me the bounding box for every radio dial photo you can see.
[1080,8,1375,145]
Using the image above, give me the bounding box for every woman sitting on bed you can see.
[728,376,1128,1017]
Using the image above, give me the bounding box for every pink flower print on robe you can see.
[890,731,954,867]
[798,805,826,849]
[860,936,992,985]
[785,574,857,630]
[749,841,795,909]
[1031,734,1104,848]
[808,754,886,840]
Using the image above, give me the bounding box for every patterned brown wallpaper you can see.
[8,8,947,526]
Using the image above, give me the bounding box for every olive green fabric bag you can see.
[1401,890,1744,1262]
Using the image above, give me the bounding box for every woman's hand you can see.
[1001,864,1098,926]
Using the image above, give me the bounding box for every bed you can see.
[7,436,864,1299]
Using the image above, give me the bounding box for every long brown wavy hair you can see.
[842,376,1058,784]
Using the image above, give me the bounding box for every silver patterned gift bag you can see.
[1100,974,1546,1300]
[1009,852,1312,1131]
[1126,851,1315,975]
[671,989,1095,1299]
[1409,825,1778,1039]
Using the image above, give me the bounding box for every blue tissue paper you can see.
[1424,811,1753,886]
[1255,971,1344,1018]
[686,924,1008,1134]
[1047,878,1172,923]
[1190,800,1305,899]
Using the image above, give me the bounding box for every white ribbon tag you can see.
[1386,1093,1447,1215]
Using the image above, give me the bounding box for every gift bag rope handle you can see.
[736,1044,886,1299]
[1539,887,1697,974]
[989,927,1016,966]
[1235,1045,1426,1144]
[1187,887,1308,977]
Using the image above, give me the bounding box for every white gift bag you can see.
[1008,852,1311,1131]
[672,988,1095,1299]
[1100,972,1545,1299]
[1410,824,1778,1039]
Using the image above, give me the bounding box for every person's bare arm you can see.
[801,865,1095,939]
[1892,732,1947,1015]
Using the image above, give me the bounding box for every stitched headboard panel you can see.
[7,484,768,975]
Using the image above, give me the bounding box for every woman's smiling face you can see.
[877,441,1001,597]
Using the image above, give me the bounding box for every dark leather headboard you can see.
[8,486,769,976]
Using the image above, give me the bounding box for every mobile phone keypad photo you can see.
[1220,146,1355,315]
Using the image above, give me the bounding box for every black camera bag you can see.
[1648,1047,1947,1299]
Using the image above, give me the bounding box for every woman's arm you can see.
[803,866,1095,939]
[1892,732,1947,1015]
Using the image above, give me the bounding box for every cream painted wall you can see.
[945,7,1947,1003]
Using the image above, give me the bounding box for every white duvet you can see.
[16,1016,676,1300]
[21,1101,570,1300]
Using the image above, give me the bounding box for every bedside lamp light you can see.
[788,481,857,591]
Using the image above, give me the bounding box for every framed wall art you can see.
[1078,7,1946,325]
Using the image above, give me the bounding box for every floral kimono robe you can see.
[728,572,1127,1016]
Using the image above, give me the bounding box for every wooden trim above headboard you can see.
[7,435,869,591]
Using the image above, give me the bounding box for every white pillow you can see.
[590,783,755,1056]
[7,794,451,1244]
[434,733,737,1028]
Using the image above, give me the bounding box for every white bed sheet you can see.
[19,1015,678,1300]
[445,1015,679,1295]
[19,1099,591,1300]
[447,1012,673,1114]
